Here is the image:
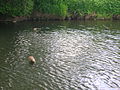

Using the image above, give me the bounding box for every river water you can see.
[0,21,120,90]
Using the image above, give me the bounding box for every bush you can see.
[102,0,120,15]
[0,0,119,18]
[66,0,120,17]
[33,0,67,17]
[66,0,95,16]
[0,0,33,16]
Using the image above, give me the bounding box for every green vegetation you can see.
[94,0,120,17]
[0,0,33,16]
[0,0,120,19]
[34,0,67,17]
[66,0,120,17]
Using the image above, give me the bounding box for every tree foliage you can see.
[0,0,120,17]
[34,0,67,16]
[0,0,33,16]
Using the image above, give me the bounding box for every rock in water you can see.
[28,56,36,64]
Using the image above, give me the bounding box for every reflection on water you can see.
[0,21,120,90]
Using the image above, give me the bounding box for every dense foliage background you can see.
[0,0,120,18]
[0,0,33,16]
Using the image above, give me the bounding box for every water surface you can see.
[0,21,120,90]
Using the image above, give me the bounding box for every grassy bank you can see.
[0,0,120,21]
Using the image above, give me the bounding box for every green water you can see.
[0,21,120,90]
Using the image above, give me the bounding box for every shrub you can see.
[0,0,120,18]
[33,0,67,17]
[0,0,33,16]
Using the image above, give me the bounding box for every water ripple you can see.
[0,21,120,90]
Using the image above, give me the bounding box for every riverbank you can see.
[0,13,120,23]
[0,0,120,22]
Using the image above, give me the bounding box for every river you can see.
[0,21,120,90]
